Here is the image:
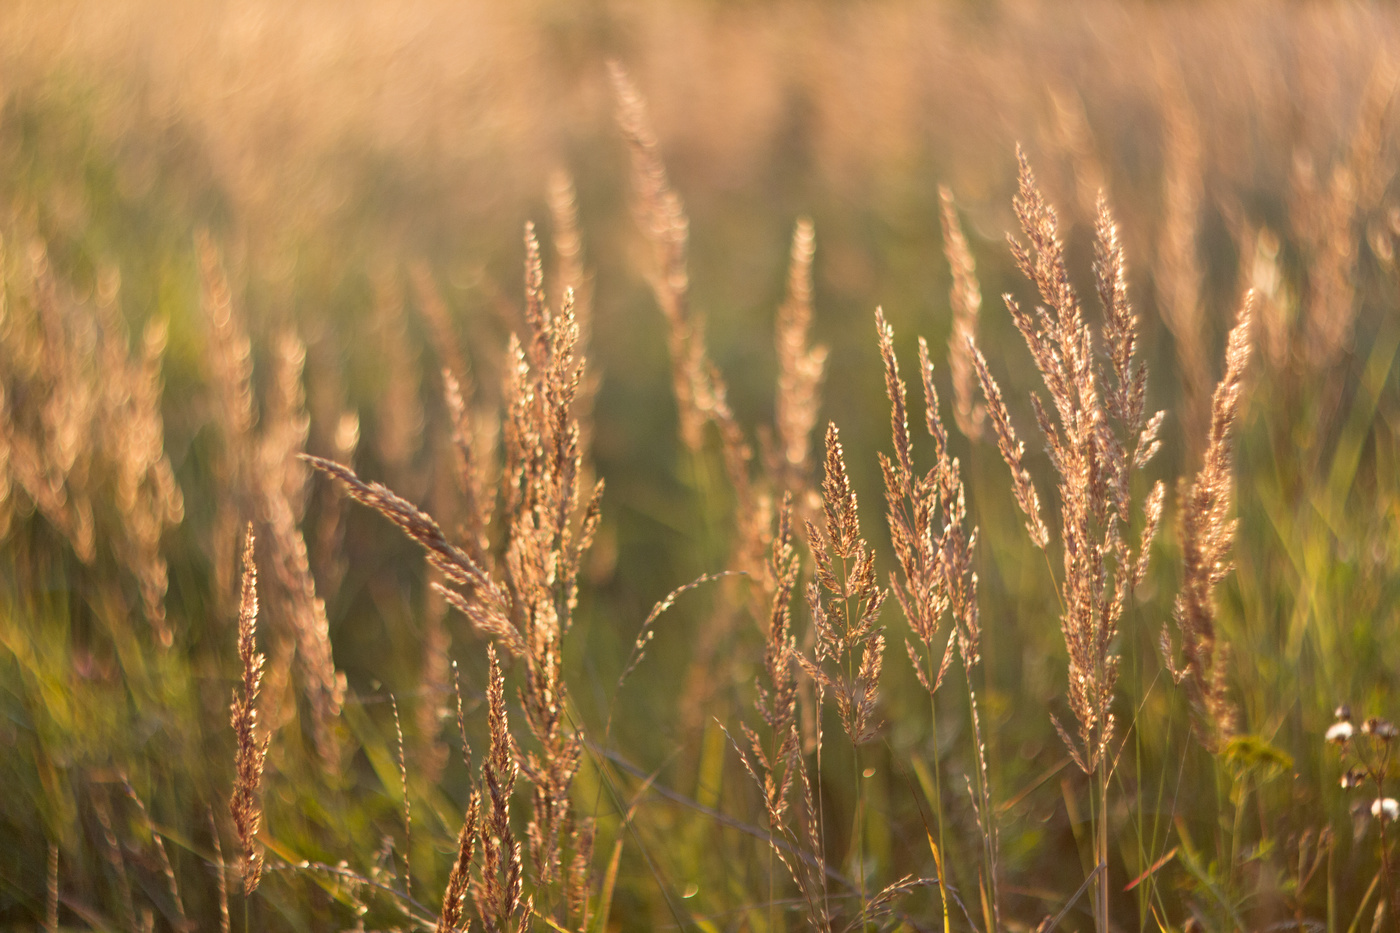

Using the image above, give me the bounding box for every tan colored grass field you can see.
[3,2,1400,931]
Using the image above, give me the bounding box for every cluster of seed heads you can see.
[1329,705,1400,819]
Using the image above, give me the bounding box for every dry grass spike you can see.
[229,524,268,896]
[939,187,986,442]
[1166,291,1255,748]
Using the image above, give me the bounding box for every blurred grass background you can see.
[3,0,1400,930]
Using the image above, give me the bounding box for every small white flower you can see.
[1372,798,1399,821]
[1327,721,1355,743]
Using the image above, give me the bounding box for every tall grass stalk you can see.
[971,152,1165,932]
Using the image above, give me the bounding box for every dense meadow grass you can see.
[4,1,1400,931]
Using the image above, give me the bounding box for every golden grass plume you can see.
[229,525,268,896]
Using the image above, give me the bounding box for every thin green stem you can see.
[1376,744,1400,933]
[926,651,952,933]
[1096,750,1109,933]
[967,679,999,932]
[1230,774,1246,896]
[849,646,867,927]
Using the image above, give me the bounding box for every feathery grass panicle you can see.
[548,170,598,473]
[523,223,550,369]
[989,151,1165,772]
[939,186,987,442]
[732,498,801,825]
[1295,60,1397,376]
[1137,480,1167,594]
[441,366,497,570]
[260,331,312,520]
[968,335,1049,549]
[410,261,470,396]
[1241,227,1293,372]
[12,240,99,564]
[100,290,184,645]
[757,496,801,807]
[979,154,1166,931]
[614,63,800,742]
[609,60,706,453]
[1044,86,1111,221]
[199,237,344,761]
[730,494,831,929]
[303,453,523,657]
[799,422,886,747]
[879,309,994,923]
[257,330,344,762]
[197,233,255,598]
[610,63,757,531]
[230,525,268,896]
[775,219,828,494]
[1094,196,1165,524]
[417,261,499,570]
[437,796,480,933]
[1008,146,1088,369]
[76,268,183,644]
[876,308,915,490]
[815,421,860,568]
[197,232,255,454]
[564,813,595,929]
[311,240,596,922]
[371,274,425,482]
[876,310,947,674]
[1154,72,1210,447]
[1167,292,1255,748]
[515,288,593,886]
[479,645,526,932]
[918,339,949,463]
[306,347,359,604]
[1094,195,1146,444]
[0,237,182,642]
[547,170,591,350]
